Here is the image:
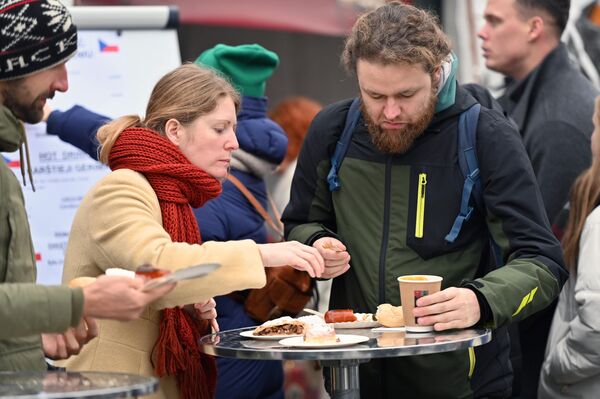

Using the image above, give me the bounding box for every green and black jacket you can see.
[283,86,568,398]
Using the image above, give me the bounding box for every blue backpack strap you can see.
[327,97,361,192]
[445,103,481,244]
[445,103,503,266]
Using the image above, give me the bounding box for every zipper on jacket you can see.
[378,157,392,305]
[468,347,476,379]
[415,173,427,238]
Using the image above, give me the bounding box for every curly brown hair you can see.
[341,1,450,75]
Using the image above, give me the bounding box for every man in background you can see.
[479,0,599,396]
[0,0,174,371]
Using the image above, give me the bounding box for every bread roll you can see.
[376,303,404,327]
[68,276,96,288]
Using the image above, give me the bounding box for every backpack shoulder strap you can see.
[445,103,503,266]
[458,103,484,210]
[445,103,482,243]
[327,97,361,192]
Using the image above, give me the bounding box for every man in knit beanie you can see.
[0,0,175,372]
[0,0,77,123]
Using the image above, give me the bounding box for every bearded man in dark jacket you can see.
[282,2,568,398]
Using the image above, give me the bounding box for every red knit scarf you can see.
[109,127,222,399]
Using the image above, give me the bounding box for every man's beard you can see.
[1,82,52,124]
[362,90,437,154]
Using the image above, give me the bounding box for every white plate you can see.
[278,334,370,348]
[333,320,381,329]
[239,330,302,341]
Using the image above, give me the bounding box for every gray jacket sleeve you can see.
[545,216,600,384]
[0,284,84,339]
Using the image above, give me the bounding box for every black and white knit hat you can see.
[0,0,77,81]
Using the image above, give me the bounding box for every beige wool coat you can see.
[59,169,266,398]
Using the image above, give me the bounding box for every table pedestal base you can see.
[322,359,369,399]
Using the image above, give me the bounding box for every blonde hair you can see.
[562,97,600,271]
[97,63,240,164]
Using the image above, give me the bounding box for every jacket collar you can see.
[435,52,459,113]
[426,83,478,134]
[502,43,569,130]
[0,105,24,153]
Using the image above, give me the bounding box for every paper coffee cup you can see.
[398,275,443,332]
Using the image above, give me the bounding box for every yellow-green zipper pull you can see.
[415,173,427,238]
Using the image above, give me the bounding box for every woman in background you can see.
[539,96,600,398]
[60,64,324,399]
[267,96,322,215]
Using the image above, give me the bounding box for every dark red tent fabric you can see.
[80,0,411,36]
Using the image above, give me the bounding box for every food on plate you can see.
[68,276,96,288]
[134,264,170,279]
[303,323,339,344]
[252,316,306,336]
[297,315,326,326]
[324,309,357,323]
[375,303,404,327]
[353,313,374,322]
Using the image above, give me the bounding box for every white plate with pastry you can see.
[239,330,302,341]
[332,320,381,329]
[279,334,369,349]
[332,313,381,329]
[242,316,306,340]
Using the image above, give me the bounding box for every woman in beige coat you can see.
[60,64,324,399]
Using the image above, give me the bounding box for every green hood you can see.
[435,52,458,113]
[0,105,24,152]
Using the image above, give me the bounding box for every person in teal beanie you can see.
[194,44,290,399]
[196,43,279,97]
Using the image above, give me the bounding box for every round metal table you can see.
[0,371,158,398]
[200,326,492,398]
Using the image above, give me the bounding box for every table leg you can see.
[321,359,368,399]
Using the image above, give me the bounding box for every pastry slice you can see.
[252,316,305,336]
[304,323,338,344]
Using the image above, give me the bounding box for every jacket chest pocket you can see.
[405,165,483,260]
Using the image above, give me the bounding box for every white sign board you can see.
[3,30,181,285]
